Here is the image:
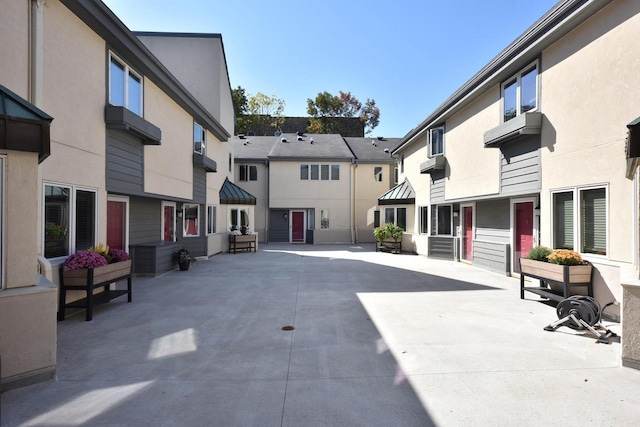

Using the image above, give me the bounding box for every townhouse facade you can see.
[233,134,400,244]
[392,0,640,326]
[0,0,235,390]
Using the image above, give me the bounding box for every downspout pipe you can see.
[30,0,45,107]
[351,159,357,244]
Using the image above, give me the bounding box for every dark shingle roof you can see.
[269,133,353,160]
[344,137,402,162]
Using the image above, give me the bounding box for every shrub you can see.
[373,223,404,242]
[547,249,584,266]
[526,246,552,262]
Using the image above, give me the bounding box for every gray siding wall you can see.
[129,197,161,245]
[430,171,446,203]
[473,198,511,274]
[500,135,540,195]
[428,236,455,259]
[269,209,289,242]
[106,130,144,195]
[192,168,206,204]
[473,241,510,274]
[475,199,510,243]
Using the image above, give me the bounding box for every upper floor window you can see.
[194,122,206,155]
[300,164,340,180]
[374,167,383,182]
[502,62,538,122]
[429,126,444,157]
[109,53,143,116]
[240,165,257,181]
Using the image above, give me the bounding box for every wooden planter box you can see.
[376,239,402,254]
[229,234,257,253]
[58,259,133,321]
[519,258,592,302]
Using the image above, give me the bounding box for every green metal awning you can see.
[378,178,415,205]
[219,178,257,205]
[0,84,53,163]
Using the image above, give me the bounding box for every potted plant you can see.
[373,223,404,254]
[59,244,133,321]
[176,248,196,271]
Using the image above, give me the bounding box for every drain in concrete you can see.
[281,325,295,331]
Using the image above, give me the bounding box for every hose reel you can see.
[543,296,617,344]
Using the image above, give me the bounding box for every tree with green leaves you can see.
[306,91,380,135]
[232,87,286,136]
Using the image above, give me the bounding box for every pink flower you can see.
[63,251,108,270]
[108,248,130,263]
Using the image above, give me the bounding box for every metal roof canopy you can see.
[378,178,415,205]
[0,85,53,163]
[219,178,257,205]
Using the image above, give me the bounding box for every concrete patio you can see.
[2,244,640,426]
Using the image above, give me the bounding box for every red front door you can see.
[514,202,534,273]
[291,211,304,242]
[463,206,473,261]
[107,201,125,250]
[163,205,175,241]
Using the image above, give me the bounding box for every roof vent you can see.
[275,131,282,136]
[384,148,390,153]
[296,131,304,136]
[238,134,245,139]
[377,136,384,140]
[371,139,376,146]
[310,138,314,144]
[297,136,303,141]
[281,137,288,143]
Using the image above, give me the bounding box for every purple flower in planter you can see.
[62,251,108,270]
[108,248,130,263]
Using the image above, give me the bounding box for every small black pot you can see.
[178,260,190,271]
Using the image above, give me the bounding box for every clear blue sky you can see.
[102,0,559,138]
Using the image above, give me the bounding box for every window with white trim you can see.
[502,62,538,122]
[44,183,97,258]
[420,206,429,234]
[229,207,250,231]
[374,167,383,182]
[109,53,143,116]
[240,165,257,181]
[300,164,340,180]
[320,209,330,229]
[384,207,406,230]
[429,126,444,157]
[194,122,206,155]
[207,205,216,235]
[552,186,607,255]
[183,203,200,237]
[431,204,452,235]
